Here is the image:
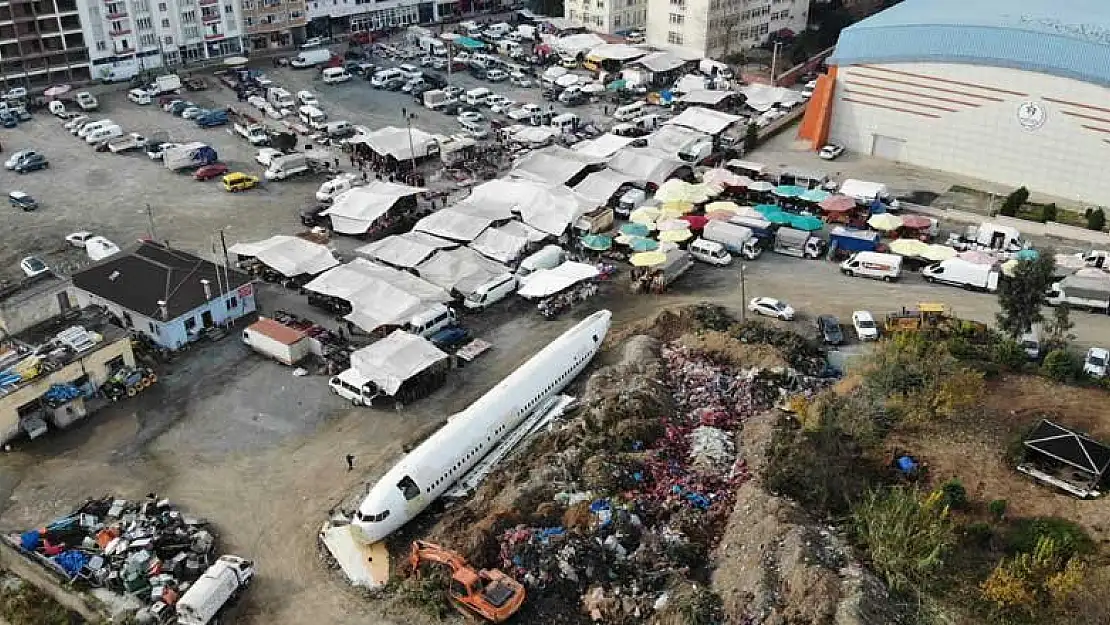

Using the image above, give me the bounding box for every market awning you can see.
[304,259,450,332]
[517,261,600,299]
[356,233,442,269]
[1024,420,1110,483]
[414,209,494,242]
[350,126,438,162]
[416,247,510,296]
[227,235,339,277]
[322,181,426,235]
[470,221,544,264]
[608,147,687,186]
[665,106,742,135]
[350,330,449,396]
[678,90,733,106]
[511,145,600,186]
[573,133,637,160]
[574,169,638,204]
[453,36,485,50]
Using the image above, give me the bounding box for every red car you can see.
[194,163,229,180]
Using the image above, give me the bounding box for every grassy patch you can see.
[0,572,80,625]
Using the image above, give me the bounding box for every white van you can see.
[85,124,123,144]
[398,63,421,80]
[405,304,458,337]
[77,118,114,138]
[128,89,152,105]
[316,173,360,202]
[688,239,732,266]
[464,273,518,310]
[840,251,902,281]
[371,68,404,87]
[298,105,327,129]
[321,67,351,84]
[464,87,491,106]
[550,113,580,133]
[517,245,565,278]
[613,101,645,122]
[329,368,379,406]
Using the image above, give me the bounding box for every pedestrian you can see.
[345,454,355,471]
[334,156,340,169]
[349,154,355,166]
[362,170,368,182]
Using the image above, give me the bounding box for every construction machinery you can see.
[408,540,525,623]
[102,366,157,401]
[884,302,947,333]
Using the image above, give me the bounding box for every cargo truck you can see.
[242,318,312,365]
[727,215,776,241]
[147,74,181,96]
[264,153,310,180]
[773,227,826,259]
[163,142,217,170]
[828,226,879,253]
[175,555,254,625]
[1046,274,1110,313]
[702,220,762,259]
[922,258,1000,292]
[638,249,693,291]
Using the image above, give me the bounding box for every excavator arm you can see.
[407,540,526,623]
[409,540,470,574]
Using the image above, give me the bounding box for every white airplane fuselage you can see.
[352,309,612,543]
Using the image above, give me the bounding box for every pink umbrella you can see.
[958,250,997,265]
[680,214,708,230]
[706,210,735,221]
[901,215,932,230]
[43,84,70,98]
[819,195,856,213]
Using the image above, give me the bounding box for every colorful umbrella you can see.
[580,234,612,251]
[901,214,932,230]
[657,218,689,231]
[748,181,775,193]
[660,201,695,214]
[614,234,635,246]
[763,211,793,225]
[630,206,661,224]
[620,222,650,237]
[959,250,997,265]
[629,237,659,252]
[773,185,807,198]
[630,251,667,266]
[1001,259,1020,277]
[867,213,904,231]
[657,241,679,252]
[707,210,736,221]
[922,245,957,261]
[819,195,856,213]
[680,214,708,230]
[800,189,831,203]
[889,238,930,257]
[658,228,693,242]
[1017,248,1040,261]
[753,204,781,216]
[705,201,739,213]
[789,215,824,231]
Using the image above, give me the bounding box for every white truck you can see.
[147,74,181,96]
[702,221,763,260]
[773,227,826,259]
[107,132,146,153]
[974,222,1023,252]
[265,153,310,180]
[922,258,1000,292]
[838,179,899,209]
[175,555,254,625]
[242,318,312,365]
[839,251,902,281]
[162,142,217,171]
[233,121,270,146]
[1046,274,1110,312]
[291,48,331,68]
[422,89,455,110]
[418,35,446,56]
[75,91,98,111]
[266,87,296,111]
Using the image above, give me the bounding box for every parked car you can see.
[383,77,406,91]
[748,297,795,320]
[195,163,230,180]
[429,326,471,351]
[14,153,48,173]
[819,144,845,160]
[490,98,516,114]
[851,310,879,340]
[146,141,178,160]
[1084,347,1109,378]
[458,111,484,124]
[486,69,508,82]
[5,149,38,170]
[181,106,204,120]
[255,147,283,167]
[444,86,465,99]
[19,255,49,278]
[223,172,260,192]
[816,315,844,345]
[66,231,95,248]
[9,190,37,211]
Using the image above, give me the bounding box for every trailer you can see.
[163,142,218,170]
[1047,274,1110,313]
[702,220,762,259]
[242,318,312,365]
[773,227,826,259]
[176,555,254,625]
[828,226,879,253]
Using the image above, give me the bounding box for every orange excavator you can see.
[407,540,526,623]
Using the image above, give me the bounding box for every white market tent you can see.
[574,169,638,205]
[227,235,339,277]
[608,147,688,186]
[414,209,494,242]
[322,181,426,235]
[353,126,439,161]
[573,133,636,160]
[517,261,600,299]
[304,259,450,333]
[672,74,709,94]
[632,51,687,74]
[647,124,710,157]
[586,43,646,62]
[511,125,560,148]
[666,107,743,136]
[555,73,580,88]
[449,178,591,236]
[738,84,806,112]
[555,33,605,57]
[416,246,511,296]
[350,330,449,396]
[678,90,733,106]
[470,220,546,264]
[511,145,600,186]
[356,233,445,269]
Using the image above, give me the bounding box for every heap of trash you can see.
[9,496,217,615]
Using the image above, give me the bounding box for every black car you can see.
[469,67,487,80]
[14,153,48,173]
[383,77,406,91]
[423,72,447,89]
[299,203,329,227]
[816,315,844,345]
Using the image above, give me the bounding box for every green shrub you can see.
[990,338,1028,372]
[850,487,956,593]
[940,478,969,510]
[989,499,1008,521]
[1043,203,1057,222]
[999,186,1029,217]
[1006,517,1093,559]
[964,521,994,548]
[1041,349,1077,381]
[1087,207,1106,232]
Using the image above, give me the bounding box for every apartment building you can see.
[646,0,809,59]
[0,0,90,88]
[564,0,647,35]
[304,0,418,39]
[77,0,243,81]
[242,0,305,50]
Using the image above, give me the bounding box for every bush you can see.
[850,487,956,593]
[765,421,883,516]
[1006,517,1093,559]
[981,536,1085,621]
[1087,207,1106,232]
[964,521,994,548]
[991,338,1029,372]
[989,499,1008,521]
[999,186,1029,217]
[939,478,969,510]
[1042,203,1057,222]
[1041,349,1078,382]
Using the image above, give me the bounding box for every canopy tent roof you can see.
[608,147,687,186]
[632,51,688,73]
[586,43,646,62]
[351,126,438,161]
[573,133,637,160]
[678,90,733,106]
[1024,420,1110,484]
[350,330,449,396]
[414,209,494,242]
[356,233,443,269]
[555,32,606,56]
[452,178,591,236]
[417,246,510,296]
[511,145,600,186]
[227,235,338,277]
[665,106,743,135]
[304,259,450,333]
[322,181,427,235]
[453,36,485,49]
[517,261,600,299]
[672,74,709,94]
[470,220,545,264]
[574,169,638,204]
[738,84,806,112]
[452,179,529,221]
[646,124,710,157]
[510,125,560,146]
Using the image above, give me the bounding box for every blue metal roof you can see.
[828,0,1110,87]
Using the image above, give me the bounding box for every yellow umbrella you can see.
[1001,259,1020,277]
[614,234,635,245]
[922,244,957,261]
[888,238,929,257]
[661,201,694,214]
[630,205,661,224]
[630,251,668,267]
[659,228,693,242]
[867,213,904,231]
[705,201,739,213]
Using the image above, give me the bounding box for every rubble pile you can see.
[10,496,217,616]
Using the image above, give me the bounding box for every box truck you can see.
[1046,274,1110,313]
[773,227,826,259]
[702,220,762,259]
[828,226,879,253]
[922,258,1000,292]
[163,142,217,170]
[175,555,254,625]
[147,74,181,96]
[265,153,310,180]
[291,48,331,68]
[728,215,776,241]
[242,318,312,365]
[840,251,902,281]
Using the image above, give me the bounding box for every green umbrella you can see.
[753,204,780,216]
[1017,248,1039,261]
[629,237,659,252]
[620,222,650,237]
[581,234,613,251]
[773,185,807,198]
[789,215,825,231]
[763,210,793,225]
[800,189,831,203]
[606,79,627,91]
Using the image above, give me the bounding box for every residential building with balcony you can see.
[77,0,243,82]
[242,0,306,50]
[0,0,90,88]
[645,0,810,59]
[304,0,423,42]
[563,0,647,35]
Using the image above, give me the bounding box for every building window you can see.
[181,10,196,23]
[164,35,173,44]
[669,13,683,24]
[227,296,238,310]
[140,33,156,46]
[184,317,196,331]
[95,40,107,51]
[669,0,684,6]
[667,31,683,44]
[136,16,153,29]
[224,4,234,13]
[614,15,621,27]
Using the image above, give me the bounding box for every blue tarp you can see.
[454,36,485,50]
[20,530,40,551]
[53,550,89,577]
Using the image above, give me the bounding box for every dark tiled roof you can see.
[71,242,250,320]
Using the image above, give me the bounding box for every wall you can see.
[828,62,1110,207]
[0,336,135,445]
[905,202,1110,247]
[0,281,74,339]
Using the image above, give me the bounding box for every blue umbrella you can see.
[763,210,793,225]
[789,215,825,231]
[800,189,831,203]
[629,237,659,252]
[580,234,613,251]
[773,185,807,198]
[620,222,650,237]
[753,203,780,216]
[1017,248,1039,261]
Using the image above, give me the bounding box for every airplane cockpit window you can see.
[397,476,421,501]
[357,510,390,522]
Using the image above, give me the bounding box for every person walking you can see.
[345,454,355,471]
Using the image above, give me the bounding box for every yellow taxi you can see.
[222,172,259,192]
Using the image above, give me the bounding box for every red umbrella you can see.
[901,214,932,230]
[680,214,708,230]
[819,195,855,213]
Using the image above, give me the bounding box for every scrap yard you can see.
[2,12,1110,625]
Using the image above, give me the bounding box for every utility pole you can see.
[401,107,418,172]
[739,263,747,322]
[219,228,231,269]
[770,41,783,87]
[145,203,157,241]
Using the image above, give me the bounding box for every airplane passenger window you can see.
[396,476,421,501]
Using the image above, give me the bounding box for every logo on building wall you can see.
[1017,101,1047,131]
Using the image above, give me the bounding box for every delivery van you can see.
[321,67,351,84]
[517,245,565,278]
[464,87,491,106]
[464,273,518,310]
[688,239,732,266]
[922,258,1000,292]
[839,251,902,281]
[298,105,327,129]
[613,101,645,121]
[316,173,360,202]
[405,304,457,337]
[85,124,123,144]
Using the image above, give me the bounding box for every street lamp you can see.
[739,263,747,322]
[400,107,418,172]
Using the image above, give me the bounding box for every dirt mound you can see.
[676,331,789,370]
[608,303,735,346]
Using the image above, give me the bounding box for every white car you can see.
[6,87,27,99]
[490,98,516,114]
[748,297,795,321]
[255,147,283,167]
[265,104,285,120]
[486,69,508,82]
[458,111,484,124]
[19,256,49,278]
[66,231,95,248]
[431,57,447,70]
[510,73,532,88]
[145,142,177,159]
[419,55,434,67]
[64,115,89,131]
[819,144,845,160]
[5,150,37,170]
[248,95,267,109]
[851,310,879,340]
[181,106,203,119]
[508,103,542,121]
[297,90,319,107]
[1084,347,1108,378]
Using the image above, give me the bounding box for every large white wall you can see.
[828,62,1110,206]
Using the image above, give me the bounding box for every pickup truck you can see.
[107,132,146,153]
[75,91,98,111]
[233,121,270,146]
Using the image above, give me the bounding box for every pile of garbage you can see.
[11,496,216,613]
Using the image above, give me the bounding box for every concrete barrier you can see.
[903,203,1110,246]
[0,539,104,623]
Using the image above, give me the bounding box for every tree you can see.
[1087,207,1106,231]
[744,122,759,154]
[999,186,1029,217]
[1042,349,1078,382]
[1043,304,1075,352]
[850,487,955,593]
[1042,203,1057,223]
[996,251,1056,337]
